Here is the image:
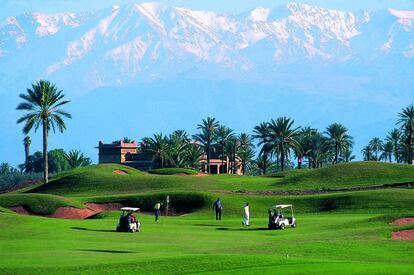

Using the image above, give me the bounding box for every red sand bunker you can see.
[48,207,97,219]
[391,218,414,226]
[392,230,414,240]
[9,206,32,215]
[113,169,127,175]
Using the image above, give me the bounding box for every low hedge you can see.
[86,192,211,213]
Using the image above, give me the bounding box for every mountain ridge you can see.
[0,1,413,90]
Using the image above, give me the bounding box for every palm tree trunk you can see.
[393,142,398,163]
[43,119,48,184]
[24,144,30,173]
[335,143,339,164]
[207,142,210,174]
[263,152,268,175]
[221,144,225,174]
[280,150,285,171]
[410,128,413,164]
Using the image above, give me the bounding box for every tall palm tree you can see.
[23,136,31,173]
[193,117,219,173]
[169,130,190,168]
[0,163,12,175]
[386,128,401,163]
[267,117,301,171]
[369,137,383,160]
[238,147,255,175]
[362,145,373,161]
[253,122,272,174]
[237,133,254,175]
[184,143,203,169]
[380,141,393,163]
[64,150,91,168]
[308,131,330,168]
[215,125,234,173]
[325,123,353,164]
[147,133,170,168]
[16,80,71,184]
[397,105,414,164]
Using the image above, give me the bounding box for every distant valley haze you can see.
[0,0,413,166]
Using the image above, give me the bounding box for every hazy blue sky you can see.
[1,0,414,19]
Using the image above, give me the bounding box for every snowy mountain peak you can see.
[0,2,413,90]
[249,7,270,22]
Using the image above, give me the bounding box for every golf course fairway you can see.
[1,162,414,274]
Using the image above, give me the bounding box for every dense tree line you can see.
[138,116,354,175]
[362,104,414,164]
[140,119,255,174]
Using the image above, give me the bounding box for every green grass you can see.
[148,167,199,175]
[0,211,413,274]
[23,161,414,197]
[278,161,414,188]
[0,193,84,215]
[1,161,414,273]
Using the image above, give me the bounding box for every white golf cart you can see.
[268,204,296,230]
[116,207,141,232]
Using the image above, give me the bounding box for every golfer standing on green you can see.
[213,198,223,220]
[154,202,161,222]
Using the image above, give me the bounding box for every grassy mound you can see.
[29,164,145,195]
[148,168,199,175]
[24,161,414,197]
[0,193,84,215]
[278,161,414,188]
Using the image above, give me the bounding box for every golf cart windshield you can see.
[121,207,140,212]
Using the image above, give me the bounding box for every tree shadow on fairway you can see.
[75,249,135,254]
[71,226,115,233]
[216,227,269,231]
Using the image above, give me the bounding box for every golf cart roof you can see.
[121,207,140,211]
[270,204,292,209]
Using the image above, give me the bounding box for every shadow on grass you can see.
[75,249,135,254]
[71,226,115,233]
[216,227,269,231]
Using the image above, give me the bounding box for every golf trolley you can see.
[268,204,296,230]
[116,207,141,232]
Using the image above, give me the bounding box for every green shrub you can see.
[86,192,210,213]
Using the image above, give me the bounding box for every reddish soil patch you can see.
[391,218,414,226]
[113,169,127,175]
[195,172,209,177]
[9,206,32,215]
[48,207,97,219]
[85,203,123,212]
[392,229,414,240]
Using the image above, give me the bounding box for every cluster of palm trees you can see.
[142,117,255,174]
[362,105,414,163]
[253,118,354,174]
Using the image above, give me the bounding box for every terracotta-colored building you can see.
[96,140,153,170]
[97,140,243,175]
[199,154,242,175]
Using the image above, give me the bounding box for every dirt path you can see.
[224,182,413,196]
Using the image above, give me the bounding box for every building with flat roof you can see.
[96,140,242,175]
[96,140,153,170]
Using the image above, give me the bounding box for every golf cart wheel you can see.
[292,222,297,228]
[280,223,285,230]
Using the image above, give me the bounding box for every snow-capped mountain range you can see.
[1,2,413,90]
